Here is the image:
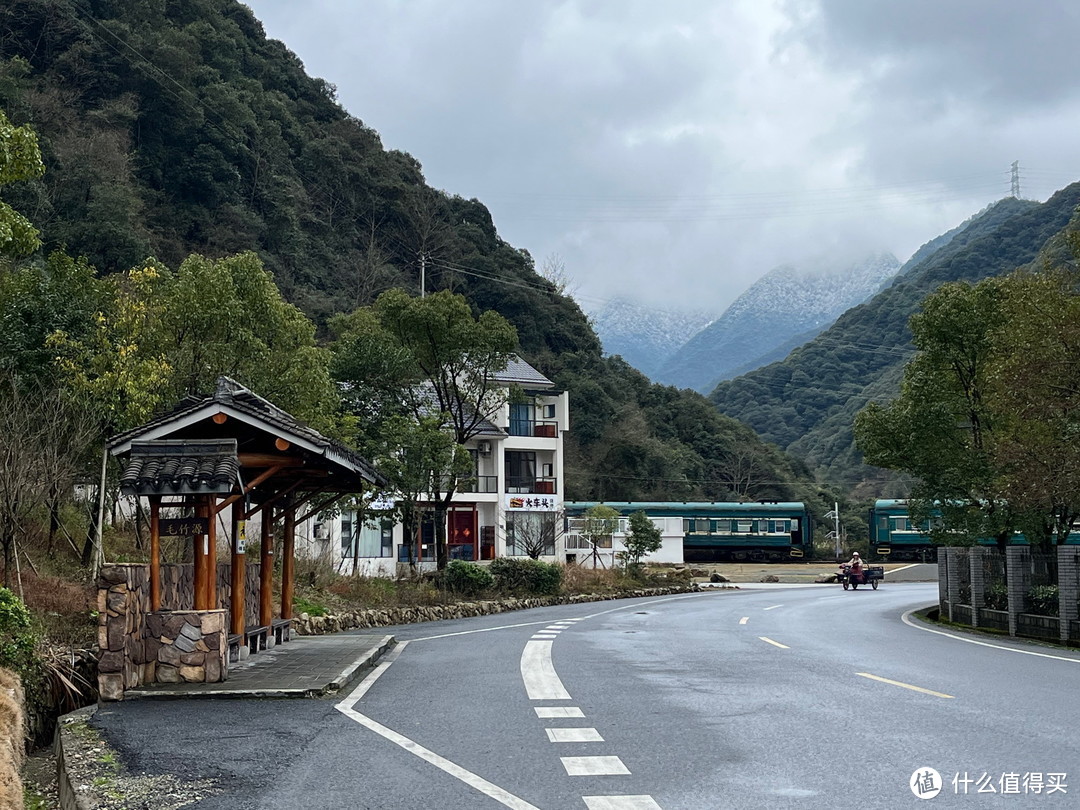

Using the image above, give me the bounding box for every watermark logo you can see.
[911,767,943,799]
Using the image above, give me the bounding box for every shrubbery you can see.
[438,561,494,597]
[489,558,562,595]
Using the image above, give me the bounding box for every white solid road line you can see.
[335,642,541,810]
[583,797,664,810]
[561,756,632,776]
[901,608,1080,664]
[546,727,605,743]
[535,706,586,718]
[521,639,572,699]
[336,705,543,810]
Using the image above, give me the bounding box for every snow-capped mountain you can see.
[590,299,717,378]
[654,252,901,393]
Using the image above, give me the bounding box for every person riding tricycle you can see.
[839,552,881,590]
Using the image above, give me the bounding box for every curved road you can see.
[95,583,1080,808]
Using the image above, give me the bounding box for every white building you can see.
[311,356,569,575]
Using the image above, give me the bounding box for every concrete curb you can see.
[56,705,99,810]
[325,634,395,695]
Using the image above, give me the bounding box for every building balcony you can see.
[507,419,559,438]
[457,475,498,494]
[506,476,557,495]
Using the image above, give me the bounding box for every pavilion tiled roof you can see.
[108,377,383,486]
[119,440,240,496]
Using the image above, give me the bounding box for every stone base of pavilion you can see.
[97,562,285,701]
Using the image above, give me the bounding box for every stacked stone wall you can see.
[293,585,702,635]
[96,564,151,702]
[145,610,227,685]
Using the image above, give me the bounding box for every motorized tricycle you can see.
[839,563,884,590]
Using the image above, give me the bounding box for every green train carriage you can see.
[564,501,814,563]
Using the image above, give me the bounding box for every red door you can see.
[449,508,477,561]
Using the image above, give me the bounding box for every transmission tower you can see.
[1011,160,1021,199]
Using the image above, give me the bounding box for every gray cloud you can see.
[246,0,1080,314]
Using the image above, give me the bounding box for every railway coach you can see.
[563,501,814,564]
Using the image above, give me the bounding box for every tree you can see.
[990,259,1080,545]
[373,414,471,572]
[618,510,662,573]
[332,289,518,569]
[578,505,620,568]
[855,279,1015,549]
[508,510,562,560]
[0,108,44,261]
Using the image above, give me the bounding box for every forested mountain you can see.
[589,298,716,378]
[0,0,836,512]
[655,253,900,393]
[710,190,1073,492]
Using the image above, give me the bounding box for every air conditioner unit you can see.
[477,440,491,455]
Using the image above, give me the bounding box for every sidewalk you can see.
[123,633,395,699]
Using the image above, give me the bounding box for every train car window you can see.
[737,521,752,533]
[716,519,731,532]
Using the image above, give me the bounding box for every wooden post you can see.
[281,502,295,620]
[260,506,273,627]
[193,500,208,610]
[207,496,218,609]
[230,501,245,637]
[149,497,161,611]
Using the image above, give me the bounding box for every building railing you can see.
[457,475,498,494]
[506,476,557,494]
[507,419,559,438]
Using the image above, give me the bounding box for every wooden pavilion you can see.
[100,377,382,693]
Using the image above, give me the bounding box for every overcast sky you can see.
[245,0,1080,315]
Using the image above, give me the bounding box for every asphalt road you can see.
[94,583,1080,809]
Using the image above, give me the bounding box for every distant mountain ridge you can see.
[590,299,716,378]
[709,191,1071,493]
[654,252,901,392]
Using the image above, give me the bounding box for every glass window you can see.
[510,402,533,436]
[715,519,731,533]
[506,512,556,557]
[506,451,537,491]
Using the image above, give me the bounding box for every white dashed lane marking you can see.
[562,756,632,776]
[546,727,604,743]
[521,640,571,699]
[739,617,749,625]
[763,604,784,611]
[583,797,664,810]
[759,636,790,649]
[536,706,586,718]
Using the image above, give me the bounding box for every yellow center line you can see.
[759,636,789,649]
[856,672,954,699]
[739,617,749,625]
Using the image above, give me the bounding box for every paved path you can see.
[124,633,394,699]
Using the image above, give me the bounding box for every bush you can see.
[1027,584,1058,616]
[985,581,1008,611]
[438,561,494,597]
[0,589,36,675]
[490,558,562,595]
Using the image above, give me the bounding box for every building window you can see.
[509,402,533,436]
[506,451,536,492]
[342,516,394,558]
[543,403,556,419]
[506,512,556,557]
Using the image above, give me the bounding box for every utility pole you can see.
[825,502,841,561]
[1011,160,1021,199]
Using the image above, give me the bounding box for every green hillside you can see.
[710,187,1080,490]
[0,0,835,512]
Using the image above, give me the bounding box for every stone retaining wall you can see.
[293,585,703,635]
